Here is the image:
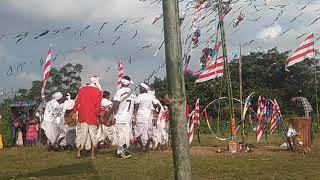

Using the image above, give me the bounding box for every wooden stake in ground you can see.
[161,0,191,179]
[239,44,245,144]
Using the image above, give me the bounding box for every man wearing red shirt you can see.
[74,76,103,159]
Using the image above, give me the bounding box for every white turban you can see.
[52,92,63,100]
[140,82,149,90]
[89,76,102,91]
[121,78,134,86]
[101,98,112,107]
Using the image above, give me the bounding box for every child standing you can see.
[26,117,39,147]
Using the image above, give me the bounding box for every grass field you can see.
[1,134,320,180]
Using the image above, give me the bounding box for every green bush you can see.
[0,102,12,148]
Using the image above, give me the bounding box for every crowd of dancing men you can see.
[41,75,171,159]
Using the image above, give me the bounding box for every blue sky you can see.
[0,0,319,97]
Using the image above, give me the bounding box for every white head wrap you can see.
[140,82,149,90]
[52,92,63,100]
[89,76,102,91]
[121,78,134,86]
[102,98,112,107]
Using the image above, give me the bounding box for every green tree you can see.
[15,63,83,103]
[0,101,12,147]
[150,48,319,134]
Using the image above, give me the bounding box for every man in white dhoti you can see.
[149,92,165,150]
[107,76,135,159]
[74,76,103,158]
[41,92,64,151]
[133,82,154,153]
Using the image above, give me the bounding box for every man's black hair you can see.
[123,75,131,81]
[103,91,110,98]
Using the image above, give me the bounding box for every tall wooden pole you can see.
[217,0,235,139]
[314,57,319,136]
[239,44,244,143]
[162,0,191,179]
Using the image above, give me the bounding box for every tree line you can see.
[0,48,319,146]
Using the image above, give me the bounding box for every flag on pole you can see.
[117,61,124,89]
[256,96,266,142]
[270,99,282,134]
[195,54,224,83]
[183,54,191,72]
[285,33,315,70]
[189,98,200,144]
[41,46,52,100]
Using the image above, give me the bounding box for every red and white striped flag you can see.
[195,54,224,83]
[285,33,315,70]
[270,99,281,134]
[41,46,52,100]
[116,61,124,89]
[256,96,266,142]
[189,98,200,144]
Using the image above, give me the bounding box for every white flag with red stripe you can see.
[256,96,266,142]
[270,99,281,134]
[195,54,224,83]
[41,46,52,100]
[117,61,124,89]
[285,33,315,70]
[189,98,200,144]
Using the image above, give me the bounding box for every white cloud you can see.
[2,0,160,23]
[257,24,282,40]
[60,53,118,90]
[16,72,41,83]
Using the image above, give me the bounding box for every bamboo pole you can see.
[162,0,191,179]
[217,0,235,140]
[314,57,319,136]
[239,44,245,143]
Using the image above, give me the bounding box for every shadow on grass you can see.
[17,161,97,179]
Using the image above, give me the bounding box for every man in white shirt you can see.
[107,76,135,159]
[134,82,155,153]
[41,92,64,151]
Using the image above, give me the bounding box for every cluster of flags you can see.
[256,96,283,142]
[193,32,317,84]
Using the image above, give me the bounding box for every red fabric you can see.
[26,124,38,141]
[74,86,102,126]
